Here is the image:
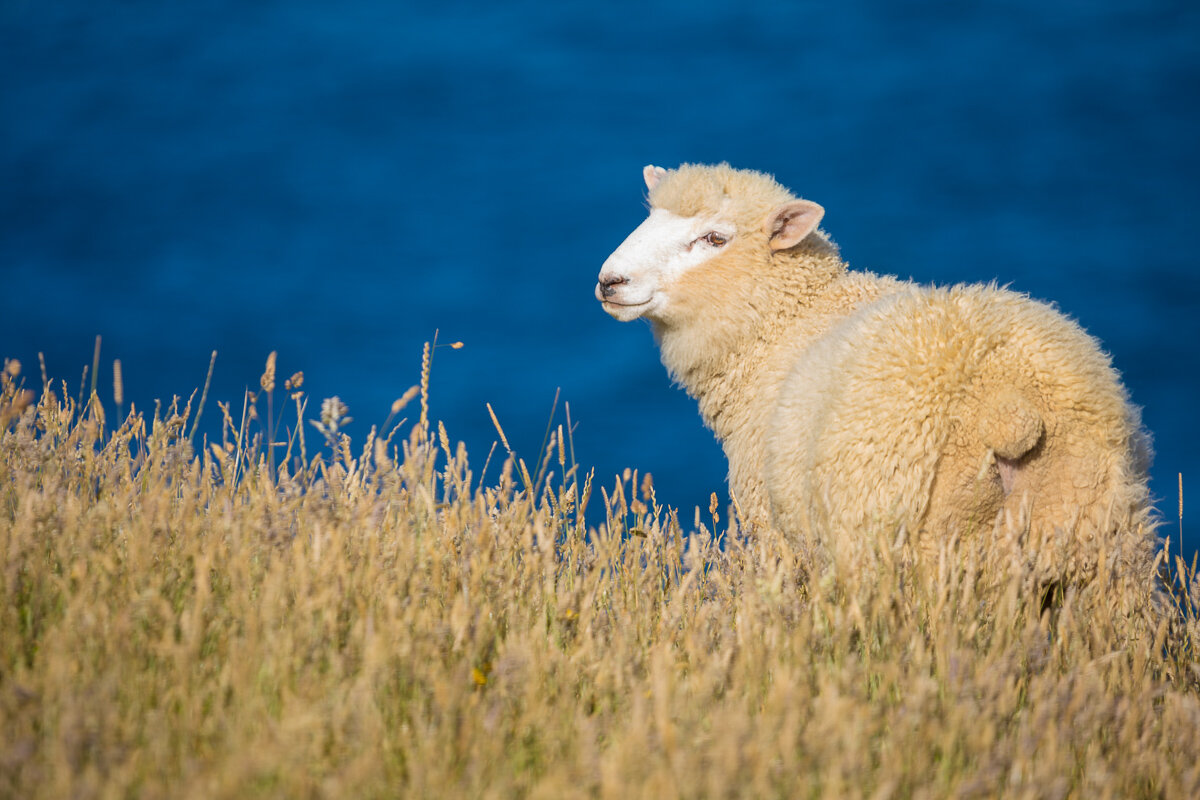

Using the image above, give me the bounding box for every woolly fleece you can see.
[613,163,1158,586]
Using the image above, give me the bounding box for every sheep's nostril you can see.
[599,274,628,298]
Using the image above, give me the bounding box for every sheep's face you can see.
[596,203,739,323]
[597,164,824,324]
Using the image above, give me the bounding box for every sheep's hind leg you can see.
[996,455,1020,496]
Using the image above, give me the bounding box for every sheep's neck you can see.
[654,249,898,518]
[659,247,845,421]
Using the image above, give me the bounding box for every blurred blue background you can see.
[2,1,1196,558]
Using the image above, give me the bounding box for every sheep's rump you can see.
[764,283,1156,582]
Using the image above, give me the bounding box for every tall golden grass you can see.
[1,348,1198,799]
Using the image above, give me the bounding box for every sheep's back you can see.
[764,282,1155,579]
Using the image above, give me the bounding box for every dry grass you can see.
[1,349,1198,799]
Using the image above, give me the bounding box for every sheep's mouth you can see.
[599,296,655,321]
[601,298,651,308]
[596,283,654,311]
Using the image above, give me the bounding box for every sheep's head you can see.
[596,163,825,324]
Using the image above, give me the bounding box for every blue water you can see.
[3,1,1197,558]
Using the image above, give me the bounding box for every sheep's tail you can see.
[977,389,1044,495]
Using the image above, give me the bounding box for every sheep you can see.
[596,162,1160,591]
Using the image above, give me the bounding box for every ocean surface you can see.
[3,1,1197,557]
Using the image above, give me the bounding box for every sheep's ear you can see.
[764,200,825,250]
[643,164,667,190]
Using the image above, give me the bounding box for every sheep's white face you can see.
[597,164,825,323]
[596,206,736,322]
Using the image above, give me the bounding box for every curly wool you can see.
[635,164,1159,587]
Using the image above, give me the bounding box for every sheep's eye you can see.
[702,232,728,247]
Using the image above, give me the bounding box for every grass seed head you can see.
[260,351,277,393]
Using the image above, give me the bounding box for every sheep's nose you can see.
[598,274,628,299]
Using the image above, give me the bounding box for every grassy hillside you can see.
[2,349,1198,799]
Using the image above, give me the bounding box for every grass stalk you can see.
[187,350,217,445]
